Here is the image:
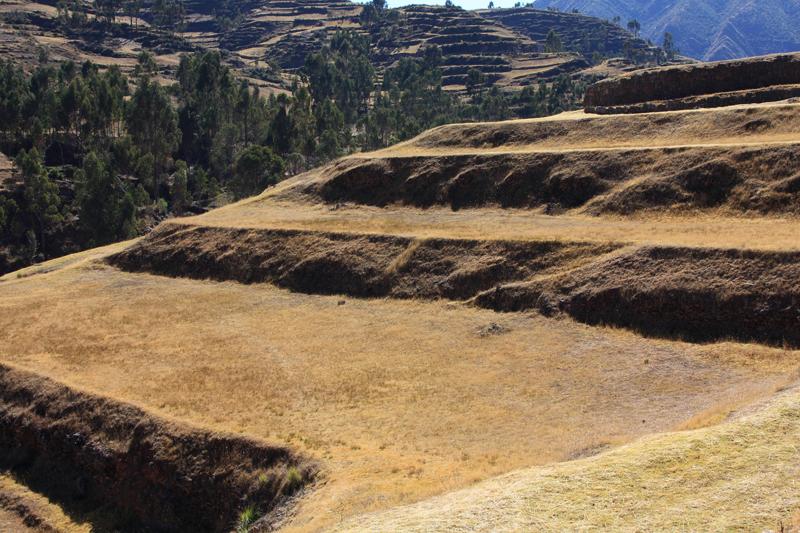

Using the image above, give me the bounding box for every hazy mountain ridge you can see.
[534,0,800,60]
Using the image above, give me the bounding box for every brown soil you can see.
[0,363,314,532]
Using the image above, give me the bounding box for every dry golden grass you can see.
[181,198,800,252]
[0,259,796,531]
[5,101,800,530]
[333,384,800,532]
[0,474,90,533]
[370,102,800,156]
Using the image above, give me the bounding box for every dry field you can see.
[3,102,800,531]
[0,256,797,531]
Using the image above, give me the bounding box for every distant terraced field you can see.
[0,0,659,95]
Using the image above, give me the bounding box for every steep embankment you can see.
[0,364,314,531]
[108,223,800,347]
[284,103,800,215]
[108,223,616,299]
[585,53,800,114]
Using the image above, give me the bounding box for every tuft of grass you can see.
[236,505,260,533]
[283,466,303,495]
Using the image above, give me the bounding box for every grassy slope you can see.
[334,384,800,531]
[0,257,795,530]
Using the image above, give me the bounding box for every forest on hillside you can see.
[0,5,590,274]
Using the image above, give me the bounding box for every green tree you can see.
[125,0,141,26]
[627,19,641,38]
[466,68,485,97]
[76,152,136,244]
[230,145,285,199]
[545,29,563,52]
[663,32,678,61]
[94,0,121,24]
[0,197,12,233]
[176,51,236,166]
[153,0,185,32]
[170,160,190,214]
[0,60,30,143]
[126,78,180,197]
[133,51,158,80]
[16,148,62,254]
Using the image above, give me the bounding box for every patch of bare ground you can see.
[0,152,14,192]
[0,260,795,530]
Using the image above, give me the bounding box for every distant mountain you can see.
[533,0,800,61]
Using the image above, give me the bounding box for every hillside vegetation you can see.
[4,2,800,532]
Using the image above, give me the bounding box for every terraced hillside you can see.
[481,7,661,62]
[585,51,800,114]
[3,96,800,531]
[0,0,660,93]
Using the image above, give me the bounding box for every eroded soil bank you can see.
[108,224,800,347]
[0,364,314,532]
[297,144,800,214]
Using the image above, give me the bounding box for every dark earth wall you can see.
[585,53,800,107]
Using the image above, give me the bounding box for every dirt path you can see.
[364,139,800,157]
